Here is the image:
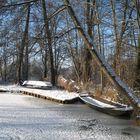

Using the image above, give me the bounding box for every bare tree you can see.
[16,4,30,84]
[42,0,55,85]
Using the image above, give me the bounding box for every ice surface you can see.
[0,93,139,140]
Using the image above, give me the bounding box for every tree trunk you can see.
[3,43,7,82]
[44,49,48,78]
[110,0,120,76]
[134,0,140,89]
[94,0,104,91]
[110,0,129,78]
[135,34,140,89]
[83,0,94,83]
[17,4,30,84]
[23,43,29,81]
[42,0,55,85]
[0,60,2,80]
[3,55,7,82]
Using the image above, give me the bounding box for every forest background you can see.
[0,0,140,95]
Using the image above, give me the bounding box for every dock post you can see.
[135,115,140,126]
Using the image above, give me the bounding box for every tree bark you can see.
[83,0,94,83]
[110,0,129,77]
[134,0,140,89]
[42,0,55,85]
[44,48,48,78]
[135,34,140,89]
[110,0,120,76]
[23,41,29,81]
[17,4,30,84]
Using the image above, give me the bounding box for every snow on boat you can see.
[79,94,133,116]
[22,80,52,89]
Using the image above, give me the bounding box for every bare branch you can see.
[0,0,39,8]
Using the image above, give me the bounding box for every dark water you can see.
[0,93,140,140]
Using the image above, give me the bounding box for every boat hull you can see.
[79,95,133,116]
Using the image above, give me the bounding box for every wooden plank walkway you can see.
[0,85,79,104]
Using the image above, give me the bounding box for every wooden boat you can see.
[22,80,52,90]
[79,94,133,116]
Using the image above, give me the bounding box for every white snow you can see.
[0,85,79,102]
[87,96,116,108]
[20,88,78,101]
[22,80,52,87]
[103,97,129,107]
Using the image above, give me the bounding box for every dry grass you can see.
[87,87,131,105]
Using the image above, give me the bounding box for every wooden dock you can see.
[22,90,78,104]
[0,85,79,104]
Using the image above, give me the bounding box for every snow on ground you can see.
[0,85,79,102]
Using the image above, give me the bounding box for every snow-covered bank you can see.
[0,85,79,103]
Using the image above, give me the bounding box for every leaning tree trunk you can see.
[135,34,140,89]
[64,0,140,124]
[42,0,55,85]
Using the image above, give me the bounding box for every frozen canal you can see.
[0,92,140,140]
